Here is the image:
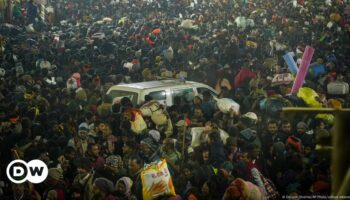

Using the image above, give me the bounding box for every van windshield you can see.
[108,90,138,106]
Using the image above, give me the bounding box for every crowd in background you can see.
[0,0,350,199]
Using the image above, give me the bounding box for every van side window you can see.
[197,87,216,97]
[108,90,138,106]
[172,88,195,105]
[148,91,166,100]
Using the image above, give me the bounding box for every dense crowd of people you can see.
[1,0,350,199]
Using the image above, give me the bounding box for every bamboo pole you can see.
[337,167,350,196]
[331,112,350,196]
[282,107,350,113]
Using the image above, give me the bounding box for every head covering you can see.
[94,177,114,194]
[316,129,330,139]
[105,155,123,170]
[116,177,133,195]
[272,142,286,157]
[175,120,186,127]
[223,178,263,200]
[141,137,158,151]
[78,122,89,132]
[241,112,258,124]
[287,136,302,152]
[297,122,308,130]
[48,168,63,181]
[148,130,160,142]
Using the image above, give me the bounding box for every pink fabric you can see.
[234,68,256,89]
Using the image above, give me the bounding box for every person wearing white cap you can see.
[115,177,136,200]
[67,122,91,156]
[241,112,258,124]
[140,136,161,164]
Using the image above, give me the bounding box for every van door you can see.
[171,88,195,107]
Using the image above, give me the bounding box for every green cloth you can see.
[13,4,22,18]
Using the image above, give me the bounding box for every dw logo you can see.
[6,160,48,184]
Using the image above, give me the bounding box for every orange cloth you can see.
[152,28,161,35]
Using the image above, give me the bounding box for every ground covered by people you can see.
[1,0,349,199]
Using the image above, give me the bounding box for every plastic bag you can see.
[140,101,162,116]
[123,62,133,71]
[283,52,298,74]
[141,101,169,126]
[190,127,229,148]
[163,47,174,62]
[118,17,127,25]
[297,87,322,107]
[151,113,168,125]
[180,20,193,29]
[263,58,278,70]
[246,41,258,49]
[141,160,176,199]
[310,63,326,77]
[327,81,349,95]
[25,24,35,33]
[216,98,240,114]
[315,114,334,125]
[130,111,147,134]
[235,16,247,29]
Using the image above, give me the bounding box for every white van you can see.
[106,79,218,106]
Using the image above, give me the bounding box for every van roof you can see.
[111,79,206,90]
